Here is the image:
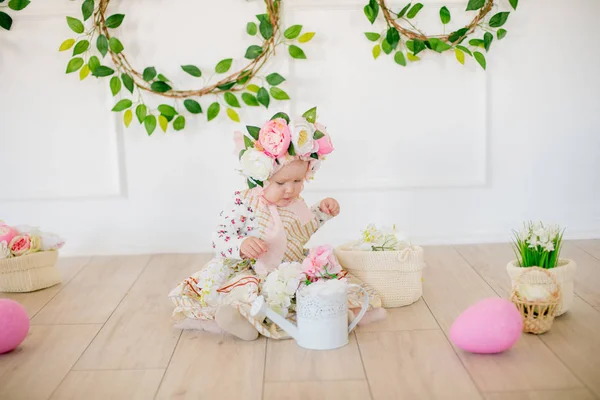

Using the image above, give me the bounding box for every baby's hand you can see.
[319,198,340,217]
[241,237,268,259]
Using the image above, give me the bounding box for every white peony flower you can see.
[0,241,10,259]
[290,118,318,156]
[240,148,274,182]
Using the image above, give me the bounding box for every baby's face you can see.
[263,160,308,206]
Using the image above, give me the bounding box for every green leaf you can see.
[144,115,157,136]
[412,39,426,55]
[474,51,486,70]
[448,27,469,43]
[246,21,257,36]
[72,40,89,56]
[96,34,108,57]
[406,40,414,52]
[151,81,172,93]
[407,3,423,18]
[242,93,259,107]
[183,99,202,114]
[217,82,236,91]
[180,65,201,78]
[157,74,169,82]
[256,13,268,23]
[88,56,100,72]
[288,143,296,156]
[79,65,90,80]
[440,6,451,24]
[394,4,410,18]
[215,58,233,74]
[136,104,147,123]
[66,17,84,34]
[386,28,400,50]
[143,67,156,82]
[407,53,420,62]
[364,32,381,42]
[489,12,509,28]
[509,0,518,10]
[363,4,377,24]
[105,14,125,29]
[237,70,252,85]
[455,48,465,65]
[246,125,260,140]
[302,107,317,123]
[112,99,132,111]
[372,44,381,59]
[456,45,472,56]
[244,135,254,149]
[66,57,84,74]
[270,112,290,124]
[259,19,273,40]
[244,45,262,60]
[497,28,507,40]
[257,87,270,108]
[92,65,114,77]
[265,73,285,87]
[298,32,315,43]
[158,104,177,117]
[173,116,185,131]
[469,39,485,48]
[109,37,124,54]
[284,24,302,39]
[394,51,407,66]
[8,0,30,11]
[121,73,134,94]
[59,39,75,51]
[382,39,393,55]
[207,102,220,121]
[270,87,290,101]
[247,84,260,93]
[465,0,485,11]
[224,92,241,108]
[123,109,133,128]
[483,32,493,52]
[428,38,452,53]
[0,11,11,30]
[289,45,306,59]
[158,115,168,133]
[110,76,121,96]
[313,130,325,140]
[81,0,94,21]
[227,108,240,123]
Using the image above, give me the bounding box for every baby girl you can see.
[169,107,383,340]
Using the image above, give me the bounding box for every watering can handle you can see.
[348,284,370,333]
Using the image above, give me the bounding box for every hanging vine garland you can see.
[363,0,518,69]
[58,0,315,135]
[0,0,31,32]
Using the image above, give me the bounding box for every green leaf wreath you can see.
[59,0,315,135]
[0,0,31,32]
[364,0,518,69]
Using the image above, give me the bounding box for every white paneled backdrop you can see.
[1,0,599,255]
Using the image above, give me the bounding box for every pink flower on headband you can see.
[259,118,291,159]
[314,122,334,156]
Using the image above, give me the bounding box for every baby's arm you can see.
[212,191,257,259]
[310,197,340,227]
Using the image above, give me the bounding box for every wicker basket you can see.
[510,267,560,335]
[0,251,61,293]
[334,242,425,308]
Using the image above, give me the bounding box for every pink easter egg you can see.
[449,298,522,354]
[0,225,17,245]
[0,299,30,354]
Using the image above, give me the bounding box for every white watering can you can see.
[250,279,370,350]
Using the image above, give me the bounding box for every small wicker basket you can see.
[510,267,560,335]
[334,242,425,308]
[0,251,62,293]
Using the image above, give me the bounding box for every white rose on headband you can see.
[240,148,275,182]
[290,118,318,156]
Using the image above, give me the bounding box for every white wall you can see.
[1,0,599,256]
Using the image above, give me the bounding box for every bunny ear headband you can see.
[233,107,334,189]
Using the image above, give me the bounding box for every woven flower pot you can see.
[506,258,575,316]
[334,243,425,308]
[510,267,561,334]
[0,251,61,292]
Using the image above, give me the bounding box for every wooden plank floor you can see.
[1,241,600,400]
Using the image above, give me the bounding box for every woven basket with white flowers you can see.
[334,224,425,308]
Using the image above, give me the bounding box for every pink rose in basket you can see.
[0,225,17,246]
[258,118,291,158]
[9,234,41,257]
[302,245,342,281]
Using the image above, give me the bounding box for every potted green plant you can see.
[507,222,576,316]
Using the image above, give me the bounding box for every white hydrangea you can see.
[262,262,304,317]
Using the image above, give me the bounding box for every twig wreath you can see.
[363,0,518,69]
[58,0,314,135]
[0,0,30,32]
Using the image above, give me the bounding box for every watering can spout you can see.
[251,296,299,340]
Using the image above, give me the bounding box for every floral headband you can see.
[234,107,334,189]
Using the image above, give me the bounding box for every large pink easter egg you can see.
[449,298,522,354]
[0,225,17,246]
[0,299,30,354]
